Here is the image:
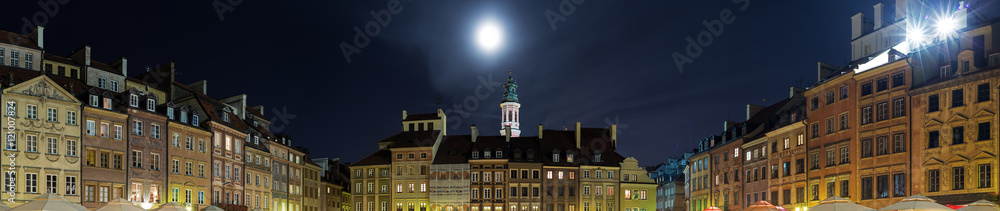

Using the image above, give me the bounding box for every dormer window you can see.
[594,153,602,162]
[98,78,107,89]
[180,111,188,123]
[484,151,491,159]
[102,98,112,110]
[166,107,174,120]
[254,137,259,145]
[253,121,258,127]
[567,152,574,163]
[222,112,230,122]
[495,151,502,158]
[90,95,98,107]
[192,115,199,126]
[472,151,479,159]
[129,94,138,107]
[553,151,560,162]
[147,99,155,111]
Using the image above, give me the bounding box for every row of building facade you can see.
[0,26,352,210]
[350,73,658,211]
[680,1,1000,210]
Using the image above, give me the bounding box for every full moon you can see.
[476,20,503,53]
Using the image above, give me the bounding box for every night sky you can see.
[2,1,930,166]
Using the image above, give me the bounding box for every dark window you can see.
[893,173,905,197]
[840,113,849,130]
[862,83,873,96]
[978,83,990,102]
[840,86,849,99]
[840,146,849,164]
[953,126,965,145]
[928,170,940,192]
[876,136,888,156]
[954,167,966,190]
[811,184,819,201]
[810,153,819,170]
[876,102,889,121]
[783,189,791,205]
[811,97,819,110]
[840,180,850,197]
[796,159,804,174]
[861,106,873,125]
[892,98,905,118]
[57,66,65,75]
[953,89,965,107]
[811,123,820,138]
[861,138,873,158]
[979,122,991,141]
[979,164,992,188]
[928,131,940,148]
[928,95,940,112]
[826,182,835,199]
[826,118,835,134]
[826,150,835,167]
[892,133,906,153]
[510,170,517,179]
[71,69,78,78]
[877,175,889,198]
[826,91,835,105]
[892,73,905,88]
[861,177,873,199]
[770,165,778,179]
[876,77,888,92]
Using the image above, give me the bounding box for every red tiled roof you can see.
[43,54,81,66]
[352,149,392,166]
[0,30,39,49]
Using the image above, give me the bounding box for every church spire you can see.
[502,68,518,103]
[500,67,521,137]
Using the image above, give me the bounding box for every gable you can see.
[924,119,943,128]
[923,158,943,167]
[945,154,969,164]
[5,75,81,104]
[947,114,968,124]
[973,110,995,119]
[972,151,996,161]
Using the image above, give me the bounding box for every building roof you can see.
[90,61,121,75]
[433,135,472,164]
[173,81,249,131]
[43,54,80,66]
[378,130,440,148]
[0,30,40,49]
[351,149,392,166]
[403,113,439,121]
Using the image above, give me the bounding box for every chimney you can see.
[28,26,43,49]
[746,104,765,121]
[471,125,479,142]
[610,124,618,149]
[789,87,805,98]
[817,62,839,82]
[895,0,908,21]
[505,126,511,143]
[252,106,265,116]
[851,12,865,40]
[874,3,884,29]
[574,122,581,149]
[437,108,447,135]
[188,80,208,95]
[402,110,408,120]
[70,46,91,66]
[112,57,127,76]
[538,124,544,139]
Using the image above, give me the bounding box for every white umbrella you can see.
[810,196,875,211]
[201,205,224,211]
[94,198,146,211]
[8,193,89,211]
[957,200,1000,211]
[152,202,188,211]
[877,194,954,211]
[747,201,782,211]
